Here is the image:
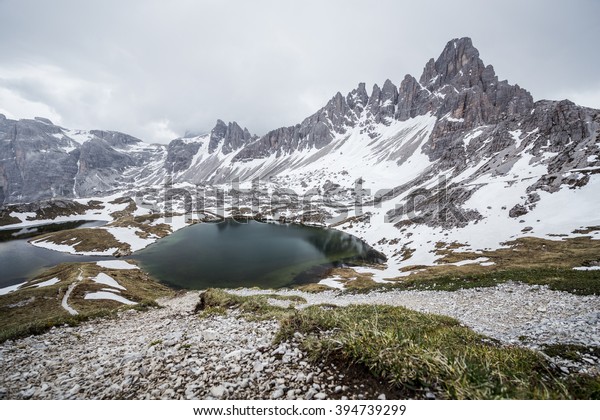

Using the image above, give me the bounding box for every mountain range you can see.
[1,37,599,274]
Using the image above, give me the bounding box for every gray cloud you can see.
[0,0,599,143]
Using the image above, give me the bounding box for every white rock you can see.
[202,329,219,341]
[210,385,226,398]
[305,388,317,399]
[224,349,243,360]
[271,389,284,399]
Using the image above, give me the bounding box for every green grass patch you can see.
[0,309,114,343]
[277,304,600,399]
[188,290,600,399]
[386,267,600,295]
[196,289,298,321]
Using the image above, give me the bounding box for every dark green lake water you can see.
[0,220,108,288]
[132,220,379,289]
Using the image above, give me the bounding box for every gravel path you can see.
[230,282,600,348]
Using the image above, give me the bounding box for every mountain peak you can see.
[419,36,482,88]
[208,119,254,154]
[213,119,227,129]
[346,83,369,113]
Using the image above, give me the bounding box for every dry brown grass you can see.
[29,202,177,256]
[572,226,600,235]
[295,283,333,293]
[0,262,173,342]
[395,236,600,280]
[108,197,138,219]
[33,228,129,255]
[0,212,21,226]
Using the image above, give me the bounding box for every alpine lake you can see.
[1,219,383,290]
[131,219,383,289]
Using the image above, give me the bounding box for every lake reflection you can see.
[132,220,378,289]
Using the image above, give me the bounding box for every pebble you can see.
[210,385,226,398]
[271,389,284,399]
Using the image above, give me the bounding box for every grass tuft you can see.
[197,289,298,321]
[277,304,600,399]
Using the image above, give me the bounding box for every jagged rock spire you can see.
[209,120,254,154]
[419,37,482,88]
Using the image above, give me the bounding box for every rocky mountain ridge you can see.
[1,37,598,236]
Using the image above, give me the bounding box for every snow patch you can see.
[31,277,61,288]
[8,212,37,223]
[509,129,522,146]
[91,273,126,290]
[30,237,118,256]
[0,282,26,296]
[480,262,496,267]
[96,260,139,270]
[318,277,345,289]
[463,129,483,147]
[84,291,136,305]
[449,257,490,267]
[105,226,155,253]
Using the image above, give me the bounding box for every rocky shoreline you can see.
[0,283,599,399]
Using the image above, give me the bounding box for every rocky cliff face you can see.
[0,118,165,204]
[165,138,202,173]
[0,117,78,204]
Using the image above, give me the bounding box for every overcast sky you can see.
[1,0,599,144]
